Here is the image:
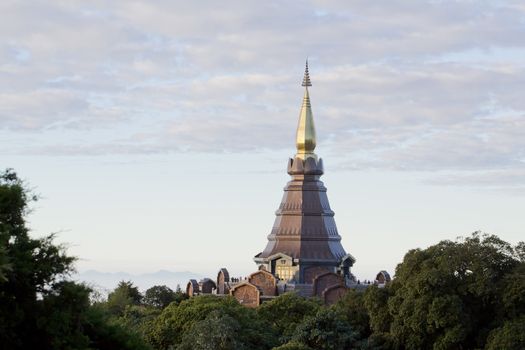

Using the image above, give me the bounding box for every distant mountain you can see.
[74,269,204,293]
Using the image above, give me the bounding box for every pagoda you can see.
[253,61,355,285]
[186,62,367,306]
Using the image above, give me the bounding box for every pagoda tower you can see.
[254,62,355,285]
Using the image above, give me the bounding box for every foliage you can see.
[334,288,371,339]
[148,295,278,350]
[37,281,92,348]
[37,281,152,350]
[82,304,153,350]
[367,232,524,350]
[485,316,525,350]
[177,310,246,350]
[272,341,314,350]
[0,245,11,282]
[258,292,321,342]
[144,284,187,309]
[363,285,394,347]
[0,169,75,348]
[500,263,525,320]
[114,304,161,341]
[290,308,358,350]
[107,280,143,315]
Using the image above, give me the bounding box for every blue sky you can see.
[1,0,524,280]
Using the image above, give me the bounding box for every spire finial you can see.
[302,59,312,87]
[296,60,316,160]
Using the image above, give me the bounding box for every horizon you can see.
[2,1,524,283]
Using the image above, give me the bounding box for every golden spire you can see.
[295,60,317,160]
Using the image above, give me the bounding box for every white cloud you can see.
[1,0,524,187]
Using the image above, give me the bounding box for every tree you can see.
[113,304,160,343]
[500,262,525,320]
[258,292,321,343]
[0,245,11,282]
[148,295,278,350]
[0,169,75,348]
[272,341,314,350]
[37,281,92,348]
[144,285,185,309]
[334,288,371,340]
[290,308,357,350]
[177,310,245,350]
[363,285,394,347]
[367,232,524,350]
[81,304,153,350]
[485,316,525,350]
[107,280,143,315]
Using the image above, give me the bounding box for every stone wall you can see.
[312,272,344,298]
[230,283,260,308]
[248,270,277,296]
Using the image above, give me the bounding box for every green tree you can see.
[258,292,321,343]
[173,285,189,304]
[114,304,161,341]
[148,295,278,350]
[334,289,371,339]
[107,280,143,315]
[485,316,525,350]
[500,262,525,320]
[363,285,394,347]
[144,285,184,309]
[0,169,75,349]
[37,281,92,348]
[369,232,523,350]
[177,310,246,350]
[290,308,357,350]
[82,304,153,350]
[0,245,11,282]
[272,341,314,350]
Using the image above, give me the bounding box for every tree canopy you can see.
[147,294,278,350]
[258,292,321,343]
[107,280,143,315]
[290,308,357,350]
[143,285,187,309]
[366,232,525,350]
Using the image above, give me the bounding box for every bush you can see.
[148,295,278,349]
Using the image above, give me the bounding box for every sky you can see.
[1,0,524,281]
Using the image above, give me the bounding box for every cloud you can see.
[1,0,524,187]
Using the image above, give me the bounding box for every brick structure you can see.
[248,270,277,296]
[312,272,344,298]
[200,278,216,294]
[375,270,391,285]
[230,283,260,308]
[217,268,230,295]
[186,279,199,297]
